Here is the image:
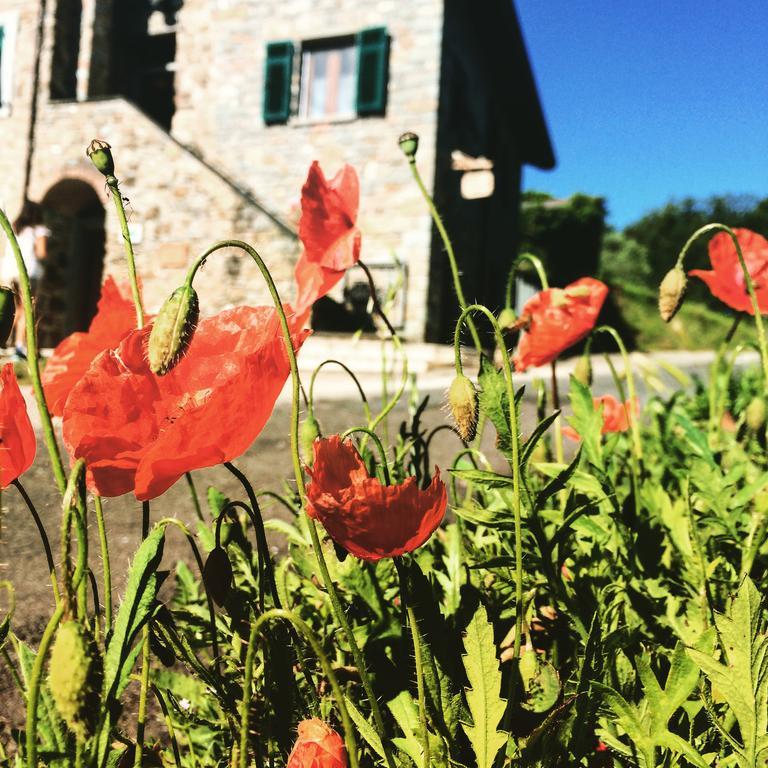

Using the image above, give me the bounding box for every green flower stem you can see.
[716,342,758,429]
[151,685,183,768]
[454,305,524,664]
[406,158,483,353]
[133,502,152,768]
[25,601,65,768]
[60,461,88,617]
[185,241,395,768]
[675,223,768,388]
[12,480,60,605]
[105,176,144,328]
[504,252,550,310]
[0,210,66,494]
[94,495,112,630]
[341,427,391,485]
[240,609,359,768]
[591,325,643,464]
[185,472,205,522]
[550,362,564,465]
[309,360,372,424]
[707,316,742,444]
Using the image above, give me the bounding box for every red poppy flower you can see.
[305,435,447,562]
[513,278,608,372]
[294,162,362,318]
[287,719,347,768]
[689,228,768,314]
[0,363,36,488]
[42,277,139,416]
[62,306,308,500]
[563,395,637,441]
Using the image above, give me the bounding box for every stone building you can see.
[0,0,554,346]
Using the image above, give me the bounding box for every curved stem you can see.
[240,609,359,768]
[504,252,550,309]
[94,495,112,630]
[0,210,66,494]
[676,223,768,387]
[25,602,65,768]
[105,176,144,328]
[454,305,523,665]
[186,240,395,767]
[309,359,372,424]
[406,159,483,352]
[12,480,60,604]
[341,427,391,485]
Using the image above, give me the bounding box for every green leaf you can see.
[346,696,387,761]
[520,410,561,468]
[535,448,582,510]
[449,468,515,490]
[567,376,604,469]
[687,578,768,768]
[460,604,508,768]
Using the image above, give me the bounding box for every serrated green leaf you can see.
[460,604,508,768]
[346,696,387,761]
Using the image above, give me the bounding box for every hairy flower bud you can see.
[398,132,419,161]
[497,307,517,331]
[0,286,15,347]
[203,546,233,606]
[300,412,322,465]
[658,267,687,322]
[48,621,97,741]
[573,355,592,386]
[148,284,199,375]
[448,374,478,442]
[287,719,347,768]
[86,139,115,177]
[746,397,767,433]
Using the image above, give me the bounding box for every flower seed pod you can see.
[658,266,687,322]
[148,284,199,375]
[746,396,767,433]
[86,139,115,177]
[0,286,15,347]
[48,620,96,741]
[448,374,478,442]
[300,412,322,466]
[573,355,592,386]
[203,546,233,606]
[398,132,419,161]
[497,307,517,331]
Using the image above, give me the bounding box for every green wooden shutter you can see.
[356,27,389,116]
[263,41,294,124]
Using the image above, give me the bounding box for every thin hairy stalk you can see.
[185,240,395,766]
[185,472,205,522]
[151,685,183,768]
[341,427,391,485]
[405,160,483,351]
[240,609,359,768]
[707,316,742,443]
[504,252,550,310]
[0,210,66,493]
[309,359,372,423]
[133,501,151,768]
[94,495,112,629]
[454,305,523,665]
[550,362,564,465]
[105,175,144,328]
[12,480,59,604]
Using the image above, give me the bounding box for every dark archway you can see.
[40,179,105,347]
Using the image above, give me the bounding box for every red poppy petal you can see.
[0,364,36,487]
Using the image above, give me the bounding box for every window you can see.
[298,41,356,121]
[263,27,389,125]
[0,12,18,111]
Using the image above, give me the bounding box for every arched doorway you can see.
[40,179,105,347]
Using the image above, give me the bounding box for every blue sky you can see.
[516,1,768,229]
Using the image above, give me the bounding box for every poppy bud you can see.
[48,620,97,741]
[746,397,767,433]
[0,286,15,347]
[398,132,419,162]
[287,719,347,768]
[658,266,687,322]
[300,412,322,465]
[203,546,233,606]
[497,307,517,331]
[86,139,115,177]
[573,355,592,386]
[448,374,478,442]
[148,284,199,375]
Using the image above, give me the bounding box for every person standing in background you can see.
[2,200,49,359]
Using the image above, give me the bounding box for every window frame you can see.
[0,11,18,116]
[297,35,358,123]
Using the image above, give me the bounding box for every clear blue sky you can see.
[516,1,768,229]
